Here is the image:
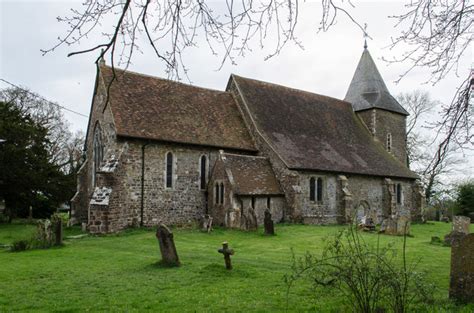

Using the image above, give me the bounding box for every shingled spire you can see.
[344,48,408,115]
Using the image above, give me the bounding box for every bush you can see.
[454,181,474,217]
[10,239,30,252]
[285,226,433,313]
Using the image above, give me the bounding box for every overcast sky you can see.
[1,0,472,182]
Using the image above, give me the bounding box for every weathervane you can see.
[363,23,369,49]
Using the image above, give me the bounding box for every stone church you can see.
[71,46,424,234]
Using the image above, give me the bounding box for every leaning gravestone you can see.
[449,233,474,303]
[264,210,275,235]
[156,224,180,267]
[201,214,213,233]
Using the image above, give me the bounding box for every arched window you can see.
[396,183,402,204]
[267,197,271,209]
[166,152,173,188]
[317,178,323,202]
[200,155,207,190]
[92,124,104,187]
[219,183,224,204]
[309,177,316,201]
[251,197,256,209]
[215,183,219,204]
[387,133,392,152]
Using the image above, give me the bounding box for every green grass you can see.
[0,221,472,312]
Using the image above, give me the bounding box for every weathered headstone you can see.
[383,216,410,236]
[227,209,241,229]
[397,216,410,235]
[246,208,258,231]
[384,218,397,235]
[264,210,275,235]
[445,216,470,246]
[201,214,213,233]
[449,233,474,303]
[54,219,63,246]
[36,219,53,248]
[156,224,180,267]
[218,241,234,270]
[453,216,471,234]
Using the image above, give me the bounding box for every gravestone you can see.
[156,224,180,267]
[396,216,410,235]
[384,216,410,236]
[36,219,53,247]
[201,214,213,233]
[453,216,471,234]
[247,208,258,231]
[218,241,234,270]
[449,233,474,303]
[264,210,275,235]
[226,209,241,229]
[54,219,63,246]
[445,216,470,246]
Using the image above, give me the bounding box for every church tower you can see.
[345,44,409,166]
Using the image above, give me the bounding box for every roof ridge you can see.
[223,152,268,159]
[232,74,352,106]
[101,64,230,95]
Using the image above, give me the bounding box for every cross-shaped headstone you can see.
[218,241,234,270]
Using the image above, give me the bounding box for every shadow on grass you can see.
[198,263,253,278]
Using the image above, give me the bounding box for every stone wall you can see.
[299,172,339,224]
[71,70,118,224]
[357,109,407,166]
[296,171,418,225]
[237,196,285,225]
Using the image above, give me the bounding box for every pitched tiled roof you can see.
[99,66,256,151]
[344,49,409,115]
[222,153,283,195]
[231,75,418,179]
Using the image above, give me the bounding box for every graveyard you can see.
[0,221,473,312]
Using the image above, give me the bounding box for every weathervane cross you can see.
[363,23,369,49]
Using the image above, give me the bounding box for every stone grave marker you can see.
[54,219,63,246]
[445,216,471,246]
[264,210,275,235]
[201,214,213,233]
[396,216,410,235]
[449,233,474,303]
[246,208,258,231]
[453,216,471,234]
[218,241,234,270]
[156,224,180,267]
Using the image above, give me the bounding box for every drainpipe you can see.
[140,142,150,227]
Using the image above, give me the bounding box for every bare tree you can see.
[398,90,465,202]
[41,0,367,80]
[44,0,472,193]
[387,0,473,182]
[0,87,84,173]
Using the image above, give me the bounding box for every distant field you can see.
[0,221,472,312]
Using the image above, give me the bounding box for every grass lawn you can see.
[0,221,472,312]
